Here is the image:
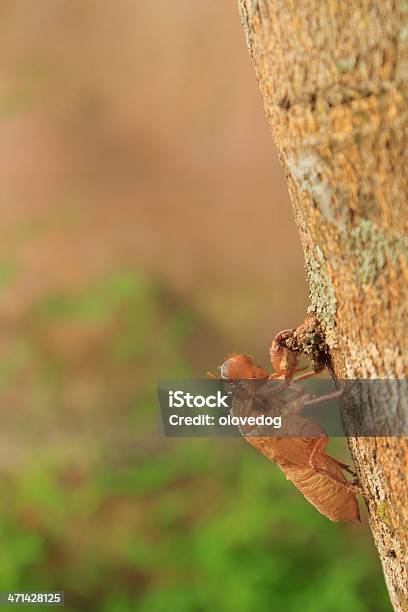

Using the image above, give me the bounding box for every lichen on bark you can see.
[349,219,408,286]
[305,246,337,333]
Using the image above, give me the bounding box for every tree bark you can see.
[237,1,408,609]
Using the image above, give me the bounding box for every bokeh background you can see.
[0,1,391,610]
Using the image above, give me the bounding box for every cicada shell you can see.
[247,435,360,521]
[220,352,361,522]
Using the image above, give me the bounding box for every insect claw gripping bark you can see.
[308,435,361,497]
[211,316,362,521]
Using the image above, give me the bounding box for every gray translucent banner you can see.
[157,379,408,437]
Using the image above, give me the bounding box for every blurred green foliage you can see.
[0,271,391,611]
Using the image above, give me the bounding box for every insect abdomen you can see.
[281,461,360,522]
[247,437,359,521]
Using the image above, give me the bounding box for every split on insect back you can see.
[209,320,364,522]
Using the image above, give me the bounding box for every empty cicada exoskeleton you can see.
[209,329,362,522]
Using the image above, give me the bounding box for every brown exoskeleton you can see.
[209,330,362,522]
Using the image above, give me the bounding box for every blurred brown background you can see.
[0,0,307,350]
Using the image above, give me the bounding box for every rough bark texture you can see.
[237,1,408,609]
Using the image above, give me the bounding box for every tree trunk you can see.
[237,1,408,609]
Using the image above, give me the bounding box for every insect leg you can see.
[303,389,343,406]
[253,380,309,415]
[308,435,363,496]
[279,387,313,415]
[292,370,319,382]
[303,382,358,406]
[304,389,357,476]
[254,379,292,403]
[331,458,356,476]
